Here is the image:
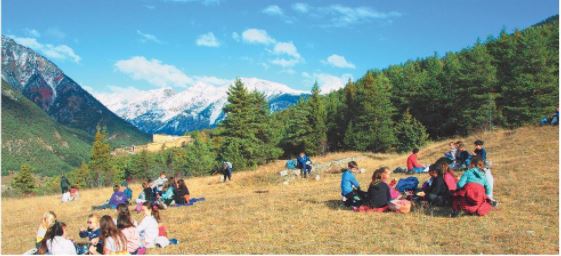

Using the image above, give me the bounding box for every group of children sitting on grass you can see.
[33,201,177,255]
[341,139,497,217]
[30,172,195,254]
[90,173,192,212]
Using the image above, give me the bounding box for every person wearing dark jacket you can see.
[425,165,451,206]
[365,168,392,208]
[60,175,70,194]
[174,179,191,205]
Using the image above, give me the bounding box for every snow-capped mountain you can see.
[1,35,150,146]
[92,78,308,135]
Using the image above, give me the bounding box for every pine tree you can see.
[455,43,498,134]
[220,79,281,169]
[394,111,429,153]
[131,149,151,179]
[308,82,328,154]
[90,128,112,186]
[500,26,558,126]
[344,72,396,152]
[69,162,90,188]
[12,164,35,194]
[184,132,218,176]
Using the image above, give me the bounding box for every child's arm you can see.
[456,172,468,189]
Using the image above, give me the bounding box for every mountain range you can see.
[90,77,308,135]
[2,35,150,147]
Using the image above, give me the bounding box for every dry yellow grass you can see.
[2,126,558,254]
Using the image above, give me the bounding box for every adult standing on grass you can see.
[60,175,70,194]
[222,161,233,182]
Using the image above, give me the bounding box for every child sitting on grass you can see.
[36,211,57,248]
[38,221,77,255]
[452,157,494,217]
[363,167,411,213]
[89,216,128,255]
[340,161,363,207]
[116,204,141,254]
[174,179,190,205]
[92,185,128,210]
[424,164,451,207]
[78,213,102,254]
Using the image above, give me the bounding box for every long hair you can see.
[100,215,127,252]
[177,179,189,194]
[143,202,161,222]
[371,167,387,186]
[37,221,64,254]
[116,204,134,229]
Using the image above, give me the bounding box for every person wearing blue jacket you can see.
[457,157,492,198]
[340,161,363,207]
[296,151,312,178]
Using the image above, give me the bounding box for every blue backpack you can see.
[286,159,298,169]
[395,176,419,192]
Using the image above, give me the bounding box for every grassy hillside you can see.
[1,80,91,176]
[1,126,558,254]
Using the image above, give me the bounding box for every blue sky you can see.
[2,0,559,93]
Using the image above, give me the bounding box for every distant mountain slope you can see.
[92,77,308,135]
[1,80,91,176]
[1,35,150,147]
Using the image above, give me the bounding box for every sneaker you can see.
[490,200,499,208]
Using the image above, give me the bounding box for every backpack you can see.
[286,159,298,169]
[395,177,419,192]
[393,167,407,174]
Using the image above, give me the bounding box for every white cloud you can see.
[241,28,275,45]
[302,72,353,93]
[137,30,163,44]
[263,5,283,16]
[9,35,81,63]
[196,32,220,47]
[24,28,41,38]
[232,32,240,41]
[270,58,300,68]
[292,3,309,13]
[323,54,355,69]
[272,41,300,59]
[324,5,402,27]
[114,56,193,87]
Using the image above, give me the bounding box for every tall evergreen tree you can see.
[344,72,396,152]
[455,43,498,134]
[184,132,218,176]
[499,25,559,126]
[220,79,280,169]
[308,82,328,155]
[90,128,112,186]
[12,164,35,194]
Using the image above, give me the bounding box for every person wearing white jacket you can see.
[40,222,77,255]
[137,202,160,248]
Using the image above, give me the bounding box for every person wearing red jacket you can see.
[406,148,426,173]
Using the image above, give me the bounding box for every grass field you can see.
[1,126,558,254]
